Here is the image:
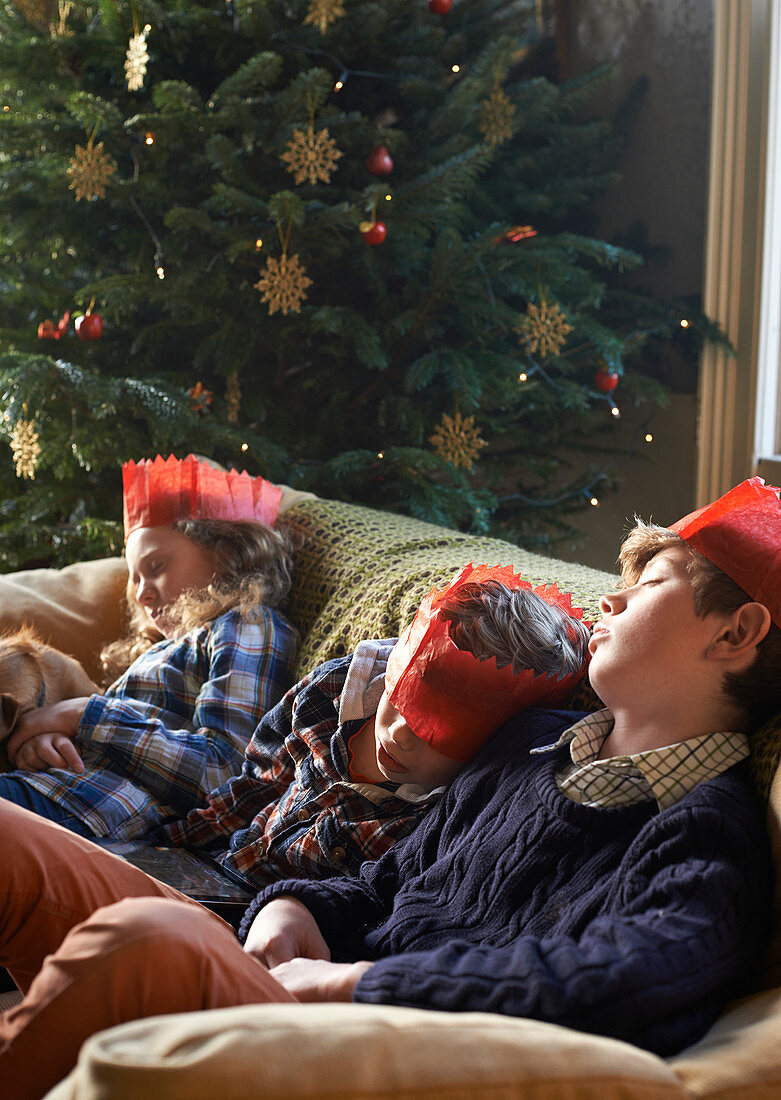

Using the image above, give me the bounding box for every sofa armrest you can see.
[44,1003,684,1100]
[0,558,129,682]
[669,987,781,1099]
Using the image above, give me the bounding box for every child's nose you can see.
[136,578,156,604]
[389,718,415,747]
[599,590,624,614]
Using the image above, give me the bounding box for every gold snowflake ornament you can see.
[10,0,55,32]
[54,0,72,35]
[520,298,573,360]
[10,0,70,33]
[125,30,149,92]
[429,410,488,471]
[479,86,516,149]
[281,125,343,186]
[303,0,345,34]
[255,252,313,316]
[67,138,116,201]
[10,416,42,480]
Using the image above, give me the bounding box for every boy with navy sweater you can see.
[2,479,781,1097]
[241,478,781,1053]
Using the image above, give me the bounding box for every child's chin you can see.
[148,613,171,637]
[378,764,403,783]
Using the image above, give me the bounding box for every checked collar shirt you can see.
[535,708,749,810]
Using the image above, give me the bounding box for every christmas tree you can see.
[0,0,719,569]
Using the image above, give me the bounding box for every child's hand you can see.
[10,731,85,773]
[268,957,373,1002]
[243,896,331,968]
[6,697,90,761]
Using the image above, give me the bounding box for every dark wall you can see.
[562,0,713,303]
[554,0,713,570]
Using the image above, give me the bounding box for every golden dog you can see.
[0,625,97,770]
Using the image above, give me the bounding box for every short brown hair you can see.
[438,579,590,679]
[620,520,781,729]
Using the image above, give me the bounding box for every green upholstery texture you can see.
[751,717,781,802]
[282,498,616,710]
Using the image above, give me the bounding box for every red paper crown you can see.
[386,563,589,762]
[670,476,781,628]
[122,454,282,538]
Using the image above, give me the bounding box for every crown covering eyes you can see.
[670,476,781,629]
[122,454,282,539]
[385,563,590,762]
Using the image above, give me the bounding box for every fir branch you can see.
[66,91,123,133]
[151,81,206,115]
[212,51,284,102]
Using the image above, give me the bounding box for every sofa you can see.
[1,491,780,1099]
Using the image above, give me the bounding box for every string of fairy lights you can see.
[496,408,661,513]
[4,0,692,513]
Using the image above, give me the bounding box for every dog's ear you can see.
[0,694,21,742]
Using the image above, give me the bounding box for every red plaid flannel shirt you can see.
[160,648,442,888]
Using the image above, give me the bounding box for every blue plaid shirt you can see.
[20,607,298,841]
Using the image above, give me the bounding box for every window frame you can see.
[697,0,781,498]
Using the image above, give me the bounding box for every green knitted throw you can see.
[279,498,781,799]
[281,498,617,712]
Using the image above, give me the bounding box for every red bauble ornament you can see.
[75,312,103,341]
[37,310,70,340]
[594,367,619,393]
[187,382,214,415]
[37,320,60,340]
[428,0,452,12]
[360,221,387,245]
[366,145,394,176]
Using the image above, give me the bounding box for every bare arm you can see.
[6,698,91,772]
[243,896,332,968]
[243,895,372,1002]
[268,958,373,1002]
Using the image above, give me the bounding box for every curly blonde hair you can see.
[99,518,295,684]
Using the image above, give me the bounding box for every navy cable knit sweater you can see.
[240,708,772,1056]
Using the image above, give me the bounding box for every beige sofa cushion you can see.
[0,558,129,681]
[45,1003,685,1100]
[669,988,781,1099]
